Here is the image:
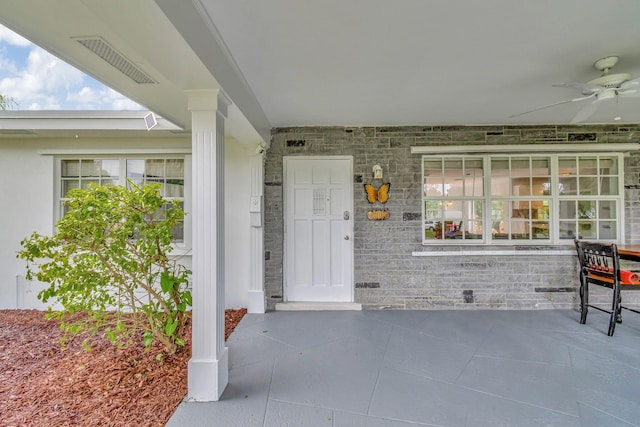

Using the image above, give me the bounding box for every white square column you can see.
[187,90,230,401]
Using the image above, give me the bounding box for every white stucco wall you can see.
[0,136,252,310]
[0,139,55,309]
[224,140,251,308]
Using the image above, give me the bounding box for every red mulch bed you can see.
[0,308,246,427]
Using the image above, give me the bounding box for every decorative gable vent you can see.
[74,36,156,84]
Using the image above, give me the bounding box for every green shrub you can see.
[17,183,191,356]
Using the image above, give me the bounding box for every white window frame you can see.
[421,152,624,245]
[55,154,191,250]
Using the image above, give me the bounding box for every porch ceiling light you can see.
[73,36,157,84]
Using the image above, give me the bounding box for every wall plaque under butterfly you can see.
[364,164,390,220]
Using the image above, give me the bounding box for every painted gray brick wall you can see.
[264,125,640,311]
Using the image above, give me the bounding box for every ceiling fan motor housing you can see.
[588,73,632,89]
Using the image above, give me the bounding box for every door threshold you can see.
[275,302,362,311]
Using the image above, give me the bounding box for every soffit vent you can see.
[74,36,157,84]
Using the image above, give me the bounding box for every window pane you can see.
[578,200,596,219]
[490,159,509,196]
[165,179,185,197]
[579,157,597,175]
[511,158,530,177]
[599,200,615,219]
[464,177,483,196]
[599,157,618,175]
[511,177,531,196]
[532,200,549,220]
[81,160,102,177]
[424,177,444,196]
[491,200,508,238]
[166,159,184,177]
[531,158,550,174]
[101,160,120,179]
[512,200,530,219]
[559,177,577,195]
[578,221,596,239]
[532,177,551,196]
[511,220,530,239]
[579,177,597,195]
[559,200,576,219]
[443,159,463,196]
[145,160,165,178]
[127,160,145,179]
[490,175,509,196]
[62,179,79,197]
[599,221,616,239]
[600,177,618,195]
[532,221,549,239]
[61,160,80,177]
[559,221,576,240]
[559,157,577,176]
[424,159,443,196]
[465,221,483,239]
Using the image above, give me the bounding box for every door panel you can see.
[285,157,353,302]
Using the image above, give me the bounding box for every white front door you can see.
[284,157,353,302]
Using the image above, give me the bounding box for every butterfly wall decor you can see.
[364,183,390,204]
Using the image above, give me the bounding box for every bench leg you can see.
[579,272,588,325]
[607,283,620,336]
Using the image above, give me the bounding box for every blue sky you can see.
[0,24,142,110]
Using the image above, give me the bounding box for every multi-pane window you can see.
[557,156,619,241]
[422,153,623,245]
[59,157,187,243]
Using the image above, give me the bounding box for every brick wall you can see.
[264,125,640,310]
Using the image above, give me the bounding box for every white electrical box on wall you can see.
[250,196,262,213]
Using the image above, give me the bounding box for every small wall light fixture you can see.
[373,164,383,179]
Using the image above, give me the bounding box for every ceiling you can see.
[1,0,640,142]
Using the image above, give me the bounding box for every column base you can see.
[187,347,229,401]
[247,290,266,313]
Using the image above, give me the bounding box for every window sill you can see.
[412,247,575,257]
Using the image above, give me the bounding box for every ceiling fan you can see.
[510,56,640,123]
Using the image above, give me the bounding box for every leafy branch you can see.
[17,183,192,355]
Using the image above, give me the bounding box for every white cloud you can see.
[0,25,31,47]
[0,24,142,110]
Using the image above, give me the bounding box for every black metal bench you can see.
[574,239,640,336]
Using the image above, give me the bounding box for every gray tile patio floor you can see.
[166,309,640,427]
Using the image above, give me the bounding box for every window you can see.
[58,156,188,245]
[422,153,623,245]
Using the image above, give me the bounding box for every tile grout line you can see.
[365,323,395,416]
[577,401,640,427]
[261,359,277,427]
[452,321,498,383]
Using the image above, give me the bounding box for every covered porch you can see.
[168,309,640,426]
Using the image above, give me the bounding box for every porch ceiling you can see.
[1,1,640,137]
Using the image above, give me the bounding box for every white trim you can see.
[411,143,639,154]
[39,148,191,155]
[275,302,362,311]
[421,152,624,245]
[283,155,354,303]
[412,249,575,257]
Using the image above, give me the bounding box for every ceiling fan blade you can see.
[619,89,640,98]
[570,99,599,123]
[509,94,596,119]
[620,76,640,90]
[553,82,602,95]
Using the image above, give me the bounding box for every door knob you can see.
[343,211,350,220]
[344,235,350,240]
